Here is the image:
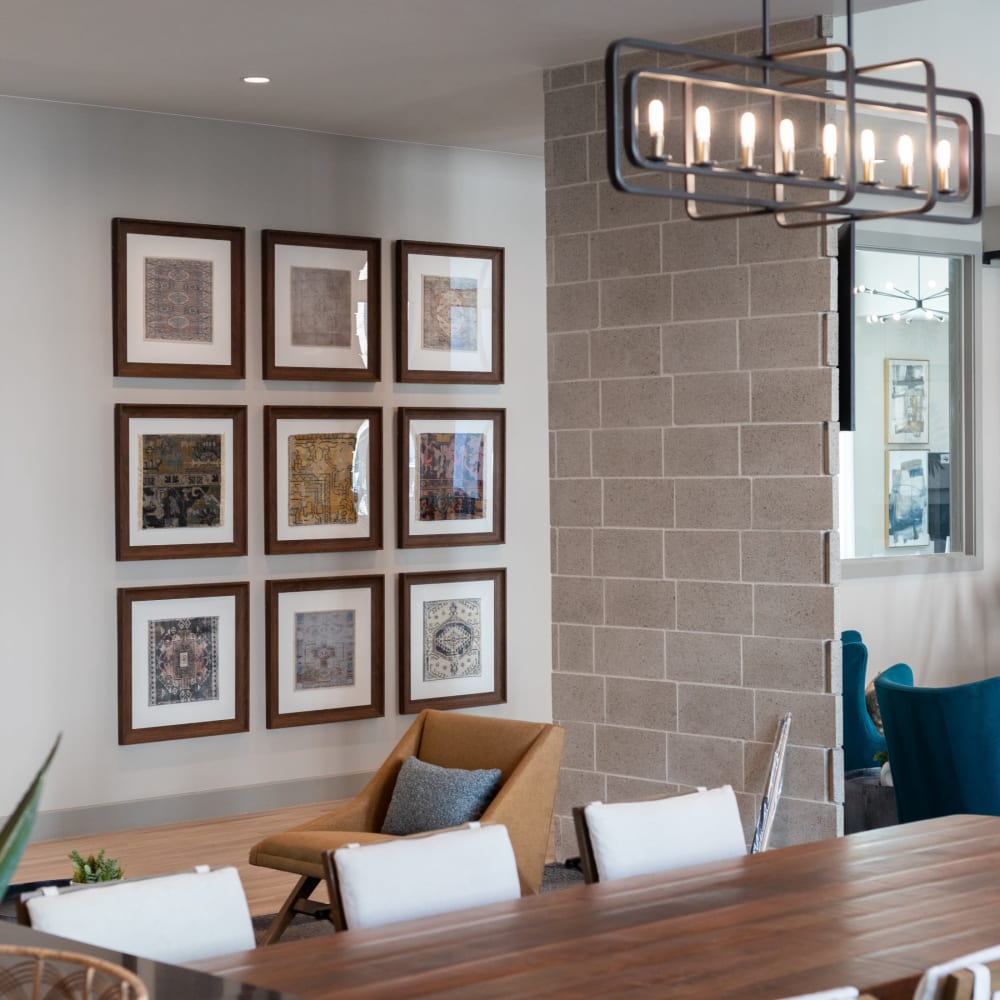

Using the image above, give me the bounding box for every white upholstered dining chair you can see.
[773,989,878,1000]
[19,865,255,964]
[912,944,1000,1000]
[573,784,747,883]
[324,822,521,930]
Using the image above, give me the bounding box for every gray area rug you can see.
[252,861,585,943]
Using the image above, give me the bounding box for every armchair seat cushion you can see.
[250,830,396,880]
[380,757,502,836]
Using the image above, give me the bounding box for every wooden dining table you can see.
[194,814,1000,999]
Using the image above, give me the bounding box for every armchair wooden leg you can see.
[260,876,321,946]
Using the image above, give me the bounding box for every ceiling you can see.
[0,0,913,155]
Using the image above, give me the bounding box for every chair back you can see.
[875,669,1000,823]
[325,823,520,930]
[842,635,888,772]
[417,710,551,779]
[773,990,875,1000]
[20,865,255,964]
[573,785,746,883]
[912,944,1000,1000]
[0,943,148,999]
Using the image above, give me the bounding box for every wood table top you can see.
[194,815,1000,999]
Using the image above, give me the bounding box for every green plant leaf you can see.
[0,735,61,901]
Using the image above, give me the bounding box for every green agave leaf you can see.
[0,735,61,901]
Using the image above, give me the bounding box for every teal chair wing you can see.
[842,629,863,646]
[875,667,1000,824]
[843,635,888,772]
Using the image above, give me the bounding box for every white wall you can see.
[0,96,550,818]
[836,0,1000,696]
[835,0,1000,690]
[840,257,1000,687]
[849,250,952,557]
[838,0,1000,135]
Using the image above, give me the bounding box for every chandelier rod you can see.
[760,0,855,53]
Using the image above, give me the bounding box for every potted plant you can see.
[0,736,61,902]
[69,848,123,883]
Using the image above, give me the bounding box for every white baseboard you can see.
[27,771,374,842]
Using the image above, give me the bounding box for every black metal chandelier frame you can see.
[605,0,983,227]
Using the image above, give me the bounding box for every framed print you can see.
[887,449,931,547]
[266,575,385,728]
[117,581,249,745]
[263,230,381,381]
[886,358,930,444]
[395,239,504,384]
[396,407,505,548]
[264,406,383,554]
[114,403,248,561]
[112,218,245,379]
[398,568,506,714]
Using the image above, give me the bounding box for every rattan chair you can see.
[0,943,147,1000]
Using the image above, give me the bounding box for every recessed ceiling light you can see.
[242,76,271,85]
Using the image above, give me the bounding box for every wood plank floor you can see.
[12,802,339,916]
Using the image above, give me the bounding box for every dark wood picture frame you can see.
[398,568,506,714]
[265,575,385,729]
[117,581,250,745]
[262,229,381,382]
[112,217,245,379]
[263,405,383,554]
[114,403,248,561]
[395,239,504,384]
[396,407,505,548]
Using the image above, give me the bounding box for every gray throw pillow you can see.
[380,756,502,836]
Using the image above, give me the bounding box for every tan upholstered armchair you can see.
[251,709,565,943]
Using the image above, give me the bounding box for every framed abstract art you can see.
[265,575,385,728]
[398,568,506,714]
[114,403,248,561]
[885,358,930,445]
[263,406,382,554]
[112,218,245,379]
[117,581,249,745]
[395,240,503,384]
[396,407,505,548]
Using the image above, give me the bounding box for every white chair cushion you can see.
[584,785,747,882]
[334,822,520,930]
[26,866,255,964]
[774,990,860,1000]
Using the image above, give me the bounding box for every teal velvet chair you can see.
[842,631,889,772]
[875,667,1000,823]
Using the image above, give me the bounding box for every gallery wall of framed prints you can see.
[111,216,509,746]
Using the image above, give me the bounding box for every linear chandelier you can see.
[605,0,983,227]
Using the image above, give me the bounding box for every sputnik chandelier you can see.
[605,0,983,227]
[855,257,950,324]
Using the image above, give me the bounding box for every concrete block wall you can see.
[544,18,842,857]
